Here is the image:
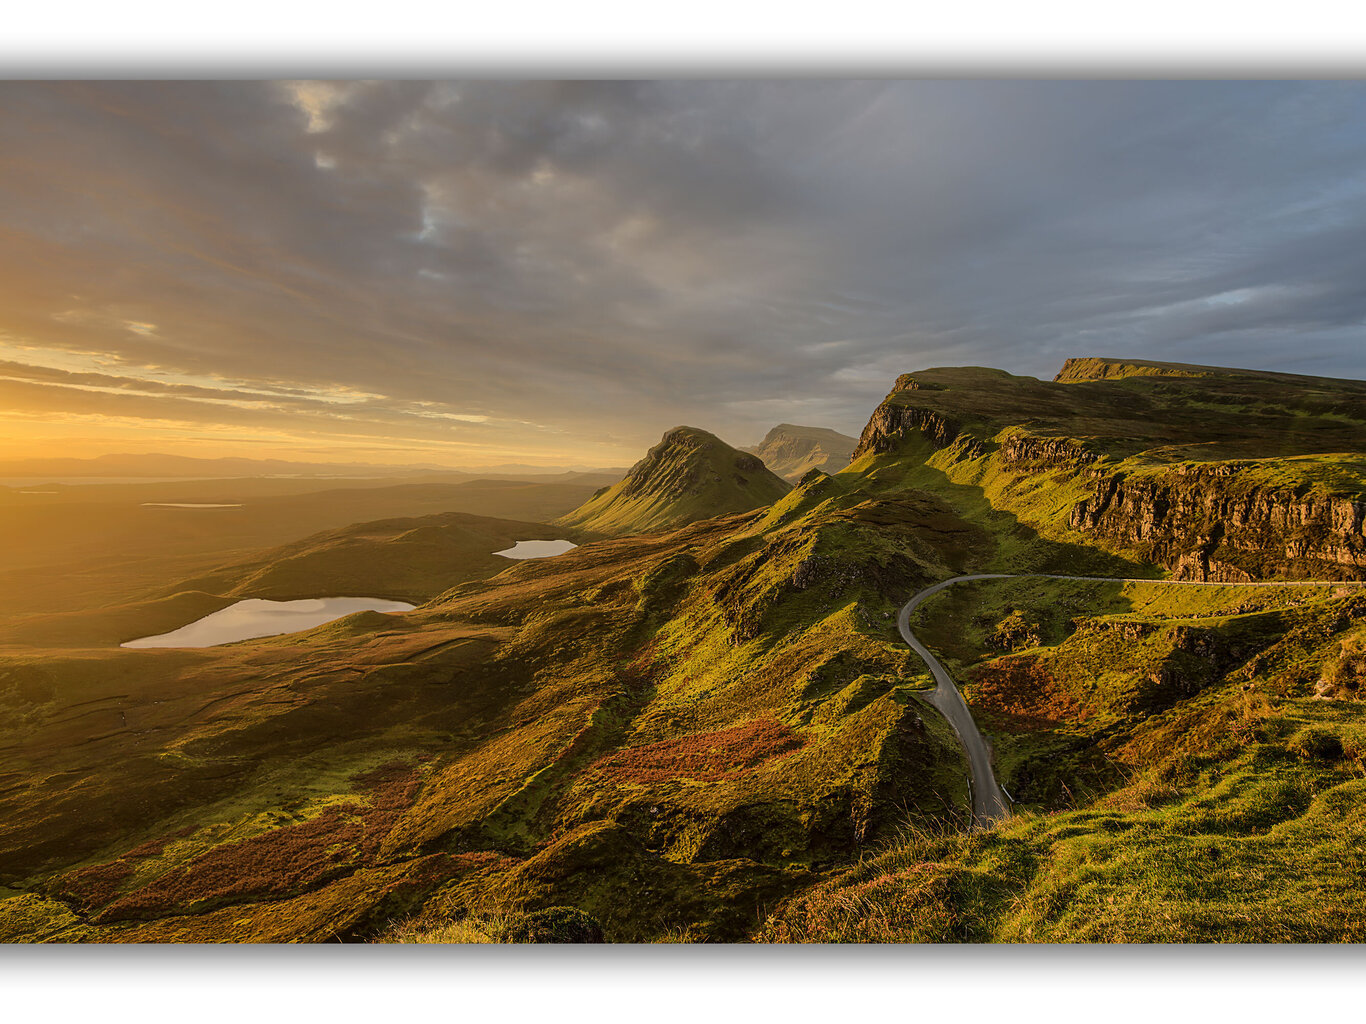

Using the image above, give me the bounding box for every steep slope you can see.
[557,426,791,536]
[761,576,1366,943]
[743,424,858,482]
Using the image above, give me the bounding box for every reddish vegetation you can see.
[123,836,172,859]
[86,763,426,922]
[50,859,136,914]
[968,656,1092,732]
[95,806,367,921]
[351,762,425,858]
[590,719,803,784]
[50,823,204,911]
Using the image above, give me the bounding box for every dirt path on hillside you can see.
[899,573,1366,831]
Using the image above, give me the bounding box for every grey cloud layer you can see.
[0,80,1363,455]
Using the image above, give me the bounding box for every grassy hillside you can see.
[558,427,791,536]
[0,464,990,941]
[761,577,1366,942]
[2,358,1363,943]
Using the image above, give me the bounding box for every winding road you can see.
[898,572,1366,831]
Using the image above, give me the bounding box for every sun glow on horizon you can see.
[0,332,640,469]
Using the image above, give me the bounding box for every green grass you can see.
[760,578,1366,942]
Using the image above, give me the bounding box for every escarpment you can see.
[1069,467,1366,581]
[848,361,1365,583]
[851,401,986,461]
[999,434,1100,468]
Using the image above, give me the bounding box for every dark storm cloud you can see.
[0,80,1363,459]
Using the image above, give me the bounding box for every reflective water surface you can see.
[121,597,415,648]
[140,502,244,509]
[493,539,578,559]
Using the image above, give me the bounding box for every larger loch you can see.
[121,597,414,648]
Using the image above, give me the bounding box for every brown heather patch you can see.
[968,655,1092,733]
[350,761,425,858]
[122,837,169,859]
[49,859,136,915]
[588,719,802,785]
[48,822,207,914]
[94,805,366,922]
[92,763,427,923]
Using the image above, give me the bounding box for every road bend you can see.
[898,572,1366,832]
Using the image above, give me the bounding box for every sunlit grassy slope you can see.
[762,578,1366,942]
[2,359,1364,943]
[0,466,986,941]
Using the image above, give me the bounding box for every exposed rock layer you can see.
[1069,469,1366,581]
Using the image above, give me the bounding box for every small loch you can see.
[493,539,578,560]
[141,502,244,509]
[121,597,415,648]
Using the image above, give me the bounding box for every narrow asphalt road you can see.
[898,572,1366,831]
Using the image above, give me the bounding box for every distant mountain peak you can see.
[742,423,858,483]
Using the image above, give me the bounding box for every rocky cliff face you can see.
[851,362,1366,583]
[1069,466,1366,581]
[851,400,984,462]
[998,434,1100,469]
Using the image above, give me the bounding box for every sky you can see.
[1,80,1364,468]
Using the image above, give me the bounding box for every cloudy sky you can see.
[1,80,1363,467]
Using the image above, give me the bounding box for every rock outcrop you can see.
[851,401,985,462]
[1069,467,1366,581]
[850,362,1365,583]
[999,434,1100,469]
